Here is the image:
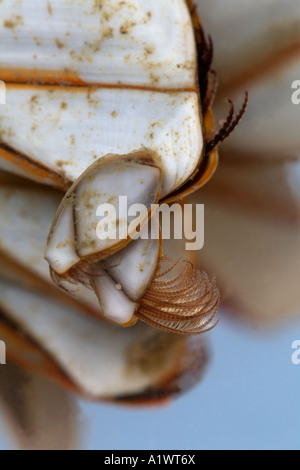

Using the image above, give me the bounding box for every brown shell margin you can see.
[163,0,219,204]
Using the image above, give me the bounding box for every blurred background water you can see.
[1,314,299,450]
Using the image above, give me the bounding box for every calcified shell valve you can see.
[45,150,220,334]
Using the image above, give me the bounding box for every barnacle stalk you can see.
[0,277,209,402]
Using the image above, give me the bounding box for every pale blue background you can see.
[78,315,300,450]
[0,315,299,450]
